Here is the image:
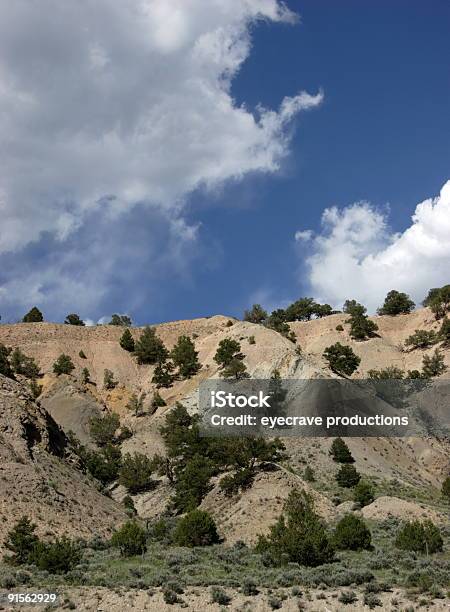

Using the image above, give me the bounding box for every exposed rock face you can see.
[0,374,126,550]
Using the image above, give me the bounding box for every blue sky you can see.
[0,0,449,324]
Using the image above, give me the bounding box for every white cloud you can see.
[298,180,450,312]
[0,0,322,254]
[294,229,313,242]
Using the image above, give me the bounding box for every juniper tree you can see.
[329,438,354,463]
[422,349,447,378]
[3,516,39,565]
[64,313,85,326]
[119,453,154,493]
[170,335,201,378]
[89,412,120,446]
[22,307,43,323]
[404,329,438,349]
[109,314,132,327]
[243,304,267,324]
[353,480,375,506]
[333,514,372,550]
[152,361,175,387]
[134,326,168,364]
[336,464,361,488]
[119,328,135,352]
[10,348,40,379]
[53,354,75,376]
[323,343,360,376]
[377,290,415,315]
[214,338,247,379]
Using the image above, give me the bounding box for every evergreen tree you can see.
[152,361,175,387]
[22,307,43,323]
[323,343,360,376]
[255,489,334,566]
[119,453,153,493]
[103,369,117,389]
[172,455,214,513]
[64,313,85,326]
[214,338,247,379]
[343,300,366,317]
[109,314,132,326]
[333,514,372,550]
[439,317,450,346]
[243,304,267,324]
[347,314,378,340]
[404,329,438,349]
[353,480,375,506]
[329,438,354,463]
[368,366,404,379]
[150,391,166,412]
[119,328,135,352]
[53,354,75,376]
[85,444,122,484]
[377,290,415,315]
[170,335,201,378]
[303,466,315,482]
[422,349,447,378]
[173,510,219,547]
[134,326,168,365]
[336,464,361,488]
[126,392,146,416]
[395,519,443,554]
[285,298,316,322]
[0,343,14,379]
[3,516,39,565]
[81,367,90,384]
[10,348,40,378]
[265,309,291,336]
[89,412,120,446]
[111,521,147,557]
[423,284,450,319]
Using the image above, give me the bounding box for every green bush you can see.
[85,443,122,484]
[219,467,254,497]
[377,290,415,315]
[119,328,135,352]
[404,329,438,349]
[103,368,117,389]
[333,514,372,550]
[10,348,40,379]
[353,480,375,506]
[3,516,39,565]
[255,489,334,567]
[111,521,147,557]
[395,519,443,554]
[329,438,354,463]
[123,495,137,516]
[119,452,154,493]
[442,476,450,500]
[303,466,315,482]
[338,591,358,604]
[323,343,360,376]
[336,465,361,488]
[89,412,120,446]
[422,349,447,378]
[33,537,82,574]
[134,326,168,364]
[53,354,75,376]
[22,307,43,323]
[173,510,219,547]
[0,344,13,379]
[81,367,90,384]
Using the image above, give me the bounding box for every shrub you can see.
[119,328,135,352]
[255,489,334,567]
[126,392,146,416]
[243,304,267,324]
[81,367,90,384]
[438,316,450,346]
[422,349,447,378]
[79,349,87,359]
[242,578,258,596]
[404,329,438,349]
[173,510,219,547]
[151,391,166,410]
[64,313,85,326]
[134,326,168,364]
[363,593,382,609]
[330,438,354,463]
[442,476,450,500]
[303,466,315,482]
[338,591,358,604]
[353,480,375,506]
[103,369,117,389]
[248,335,256,344]
[89,412,120,446]
[163,588,180,605]
[33,538,82,574]
[323,343,360,376]
[10,348,40,379]
[3,516,39,565]
[219,467,254,497]
[109,314,132,326]
[336,324,344,332]
[29,379,42,399]
[85,443,122,484]
[333,514,372,550]
[119,453,153,493]
[377,290,415,315]
[0,344,13,378]
[211,587,231,605]
[53,354,75,375]
[170,336,201,378]
[111,521,147,557]
[336,465,361,488]
[395,519,443,554]
[22,307,43,323]
[122,495,137,516]
[368,366,404,379]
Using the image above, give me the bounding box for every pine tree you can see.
[170,335,201,378]
[336,464,361,488]
[64,313,85,326]
[103,369,117,389]
[134,327,168,365]
[10,348,40,379]
[377,290,415,315]
[353,480,375,506]
[329,438,354,463]
[422,349,447,378]
[119,453,153,493]
[81,367,91,384]
[109,314,132,326]
[152,361,175,388]
[4,516,39,565]
[333,514,372,550]
[120,328,135,352]
[214,339,247,379]
[323,343,360,376]
[22,307,43,323]
[0,343,14,379]
[53,354,75,376]
[243,304,267,324]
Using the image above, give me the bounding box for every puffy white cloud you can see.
[0,0,321,254]
[298,180,450,312]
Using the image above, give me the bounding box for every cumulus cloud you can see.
[297,180,450,312]
[0,0,321,254]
